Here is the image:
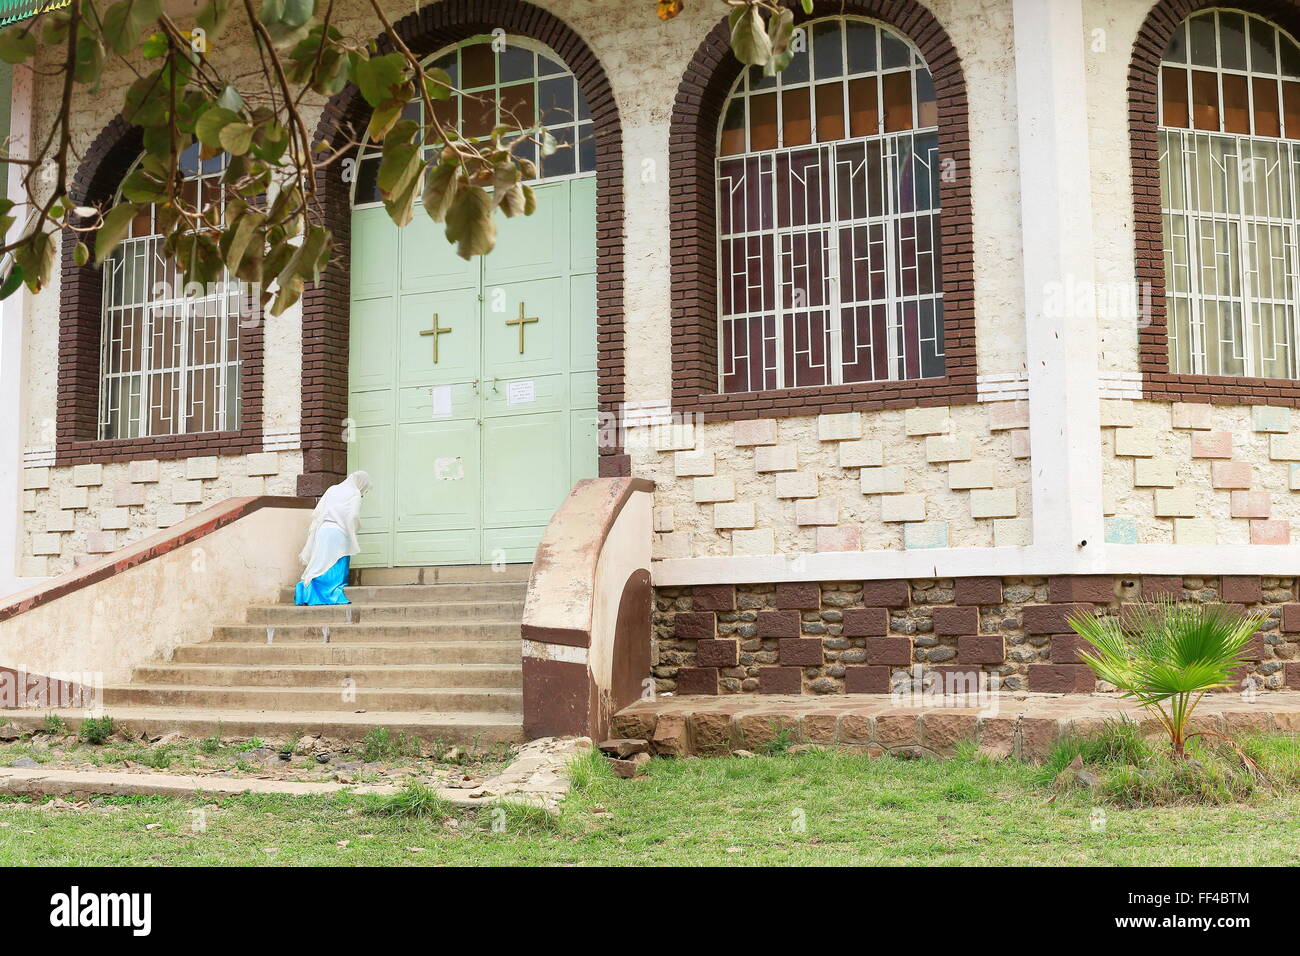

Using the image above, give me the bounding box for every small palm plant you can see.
[1067,600,1264,760]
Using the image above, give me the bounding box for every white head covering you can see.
[299,471,371,582]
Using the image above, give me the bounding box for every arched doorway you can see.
[347,35,599,567]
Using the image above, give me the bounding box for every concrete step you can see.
[354,564,532,586]
[276,581,528,605]
[210,621,521,644]
[245,601,523,625]
[172,640,521,666]
[1,707,524,746]
[131,662,523,689]
[102,684,523,713]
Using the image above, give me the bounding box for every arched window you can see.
[99,144,243,439]
[716,16,942,393]
[351,36,595,206]
[1158,9,1300,379]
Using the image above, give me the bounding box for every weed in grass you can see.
[481,800,562,835]
[1040,718,1152,783]
[363,782,452,819]
[43,714,67,735]
[78,716,114,745]
[764,725,795,756]
[566,748,611,792]
[199,734,221,756]
[360,727,421,763]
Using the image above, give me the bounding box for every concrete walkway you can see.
[611,692,1300,760]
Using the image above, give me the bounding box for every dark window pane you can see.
[720,98,747,156]
[536,54,563,76]
[1164,22,1187,63]
[577,123,596,171]
[1223,73,1250,133]
[541,125,576,177]
[916,69,937,128]
[882,71,913,132]
[1284,81,1300,137]
[847,75,878,137]
[498,82,535,130]
[461,42,494,88]
[1254,76,1281,136]
[1284,36,1300,78]
[1161,66,1190,128]
[463,92,495,138]
[1189,14,1217,67]
[845,21,877,74]
[881,31,910,69]
[1191,69,1220,130]
[498,45,533,83]
[355,157,381,204]
[1219,12,1248,70]
[749,92,778,151]
[782,88,812,146]
[812,20,842,79]
[1251,16,1278,73]
[783,34,810,84]
[539,76,575,123]
[749,65,777,91]
[814,82,845,142]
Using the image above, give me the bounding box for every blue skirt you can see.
[295,555,351,605]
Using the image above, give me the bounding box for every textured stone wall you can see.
[652,574,1300,696]
[1101,400,1300,545]
[640,402,1032,559]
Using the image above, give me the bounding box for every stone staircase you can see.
[36,564,530,746]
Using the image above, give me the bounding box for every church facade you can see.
[3,0,1300,701]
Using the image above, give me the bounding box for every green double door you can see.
[348,177,599,567]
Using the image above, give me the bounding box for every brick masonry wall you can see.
[652,574,1300,696]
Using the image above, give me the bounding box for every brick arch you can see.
[1131,0,1300,405]
[668,0,976,421]
[298,0,626,496]
[56,118,264,465]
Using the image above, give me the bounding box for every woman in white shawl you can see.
[294,471,372,606]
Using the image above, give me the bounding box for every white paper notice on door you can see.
[506,379,536,405]
[429,384,453,419]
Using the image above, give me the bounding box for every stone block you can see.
[652,507,674,532]
[712,501,754,529]
[843,667,890,694]
[1290,464,1300,490]
[774,471,818,499]
[674,611,716,641]
[862,580,910,608]
[987,401,1029,431]
[23,468,50,490]
[674,450,715,477]
[1134,458,1178,487]
[1142,575,1183,599]
[932,606,978,635]
[184,456,220,480]
[756,610,801,638]
[72,464,103,487]
[754,445,798,473]
[1174,517,1216,545]
[1154,488,1198,517]
[1171,402,1213,429]
[817,412,861,441]
[875,713,920,748]
[655,531,692,559]
[816,525,861,551]
[1112,428,1156,457]
[99,508,131,531]
[779,638,824,666]
[795,498,838,526]
[1047,576,1114,604]
[1009,430,1031,459]
[880,494,924,523]
[863,636,911,666]
[30,533,61,556]
[84,531,117,554]
[733,419,777,446]
[1104,517,1138,544]
[993,518,1030,546]
[1190,431,1232,458]
[245,452,280,476]
[1251,405,1291,433]
[674,668,718,695]
[758,667,802,694]
[1230,490,1270,519]
[949,461,996,490]
[1027,664,1095,693]
[1211,461,1252,489]
[1050,633,1091,664]
[651,714,689,756]
[170,481,203,504]
[970,488,1017,519]
[842,607,889,637]
[1269,433,1300,461]
[654,423,695,452]
[692,585,735,611]
[1098,400,1135,427]
[112,483,147,507]
[155,504,187,528]
[1250,519,1290,545]
[1022,603,1093,634]
[44,511,75,533]
[860,465,906,495]
[775,582,821,610]
[693,476,735,503]
[1220,576,1263,604]
[21,491,35,512]
[954,577,1002,605]
[838,439,883,468]
[127,459,160,483]
[924,435,971,463]
[696,639,738,668]
[922,713,981,755]
[958,634,1005,664]
[731,528,775,555]
[904,405,950,436]
[904,521,949,549]
[59,488,89,510]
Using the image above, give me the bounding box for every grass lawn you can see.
[2,745,1298,866]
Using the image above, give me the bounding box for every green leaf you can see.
[95,203,139,264]
[73,29,106,84]
[101,0,163,57]
[801,0,814,12]
[123,71,170,128]
[220,210,264,278]
[728,5,773,67]
[0,263,24,300]
[195,0,235,39]
[444,185,496,259]
[216,85,245,112]
[195,106,241,149]
[424,67,453,101]
[218,122,255,155]
[421,161,459,223]
[120,167,168,203]
[351,52,408,109]
[0,25,38,65]
[764,8,795,76]
[73,242,90,267]
[14,230,54,292]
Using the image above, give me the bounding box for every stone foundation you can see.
[651,575,1300,696]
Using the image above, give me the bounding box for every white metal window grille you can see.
[1159,9,1300,378]
[99,146,243,440]
[715,16,943,393]
[352,37,595,206]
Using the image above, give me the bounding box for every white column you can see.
[1013,0,1105,570]
[0,62,39,597]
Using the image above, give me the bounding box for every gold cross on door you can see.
[505,302,539,354]
[419,313,452,363]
